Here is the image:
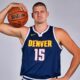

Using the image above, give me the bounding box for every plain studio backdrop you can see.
[0,0,80,80]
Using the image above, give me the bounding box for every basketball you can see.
[7,7,28,28]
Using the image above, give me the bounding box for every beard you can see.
[35,19,47,24]
[36,21,44,24]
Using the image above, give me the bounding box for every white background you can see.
[0,0,80,80]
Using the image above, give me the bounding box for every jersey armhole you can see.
[21,28,30,48]
[53,27,63,50]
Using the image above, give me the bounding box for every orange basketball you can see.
[7,7,28,28]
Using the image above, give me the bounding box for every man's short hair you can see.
[32,2,47,11]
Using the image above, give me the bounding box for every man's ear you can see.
[47,11,49,17]
[31,13,33,18]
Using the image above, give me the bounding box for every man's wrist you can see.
[63,75,70,80]
[7,4,12,10]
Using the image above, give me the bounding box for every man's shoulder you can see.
[54,26,66,34]
[20,26,30,31]
[53,26,68,42]
[20,26,30,36]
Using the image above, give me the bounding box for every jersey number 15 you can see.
[34,49,45,61]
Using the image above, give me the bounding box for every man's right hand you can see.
[0,2,29,42]
[8,2,27,12]
[0,2,27,24]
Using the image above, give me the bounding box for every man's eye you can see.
[34,12,38,14]
[41,11,44,13]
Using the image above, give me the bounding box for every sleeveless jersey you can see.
[20,26,62,79]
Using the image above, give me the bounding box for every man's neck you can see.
[34,23,48,33]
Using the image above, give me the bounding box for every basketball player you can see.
[0,2,80,80]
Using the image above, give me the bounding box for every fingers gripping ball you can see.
[7,7,28,28]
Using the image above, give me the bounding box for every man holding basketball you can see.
[0,2,80,80]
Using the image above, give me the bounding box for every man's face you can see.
[32,6,49,24]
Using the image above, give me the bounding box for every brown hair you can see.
[32,2,47,11]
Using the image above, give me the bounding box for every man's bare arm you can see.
[0,23,22,37]
[0,3,27,38]
[0,3,27,24]
[55,28,80,80]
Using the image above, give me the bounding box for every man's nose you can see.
[38,12,41,16]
